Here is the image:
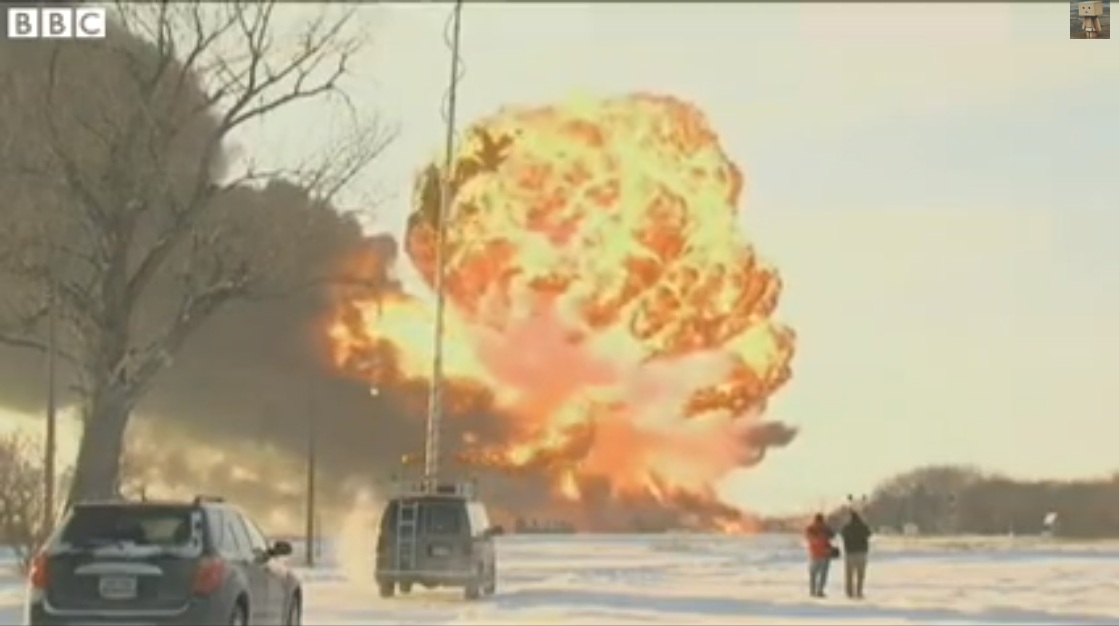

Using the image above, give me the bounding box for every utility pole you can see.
[303,385,317,568]
[423,0,465,486]
[43,247,58,531]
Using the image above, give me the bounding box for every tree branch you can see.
[0,301,82,368]
[2,0,390,426]
[42,46,112,235]
[0,330,47,354]
[130,276,248,395]
[124,0,382,310]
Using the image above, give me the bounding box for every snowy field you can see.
[1,534,1117,625]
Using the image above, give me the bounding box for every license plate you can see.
[98,575,138,600]
[430,545,451,557]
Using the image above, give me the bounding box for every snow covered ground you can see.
[1,534,1117,625]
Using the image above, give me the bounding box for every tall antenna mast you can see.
[424,0,466,482]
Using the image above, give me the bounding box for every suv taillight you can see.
[28,553,48,589]
[192,557,224,595]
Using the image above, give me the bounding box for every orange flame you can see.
[329,93,797,532]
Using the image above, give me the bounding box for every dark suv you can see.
[25,496,303,625]
[375,482,502,600]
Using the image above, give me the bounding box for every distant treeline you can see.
[766,465,1119,539]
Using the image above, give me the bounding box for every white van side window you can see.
[469,503,491,531]
[465,503,480,532]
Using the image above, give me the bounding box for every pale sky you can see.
[10,3,1116,516]
[236,2,1119,514]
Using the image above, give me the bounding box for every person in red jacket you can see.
[804,513,836,597]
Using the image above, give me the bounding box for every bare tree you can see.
[864,464,988,533]
[0,1,394,506]
[861,464,1119,538]
[0,434,48,571]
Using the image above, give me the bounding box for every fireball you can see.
[329,93,797,532]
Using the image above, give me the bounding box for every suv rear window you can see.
[60,505,195,547]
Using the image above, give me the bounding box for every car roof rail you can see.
[192,495,225,505]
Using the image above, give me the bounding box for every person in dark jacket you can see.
[804,513,835,597]
[840,511,873,599]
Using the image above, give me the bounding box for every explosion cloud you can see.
[329,93,797,532]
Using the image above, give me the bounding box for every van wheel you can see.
[379,581,395,598]
[463,581,480,600]
[483,564,496,595]
[399,582,413,594]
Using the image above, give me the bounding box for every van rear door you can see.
[417,499,471,573]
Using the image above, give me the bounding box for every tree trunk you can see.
[67,384,133,507]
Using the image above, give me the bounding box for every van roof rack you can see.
[391,477,477,499]
[192,495,225,505]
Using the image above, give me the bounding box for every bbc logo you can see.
[6,7,107,39]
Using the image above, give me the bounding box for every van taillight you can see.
[192,557,224,595]
[28,553,48,589]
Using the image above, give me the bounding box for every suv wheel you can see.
[379,581,395,598]
[399,582,413,594]
[483,563,496,595]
